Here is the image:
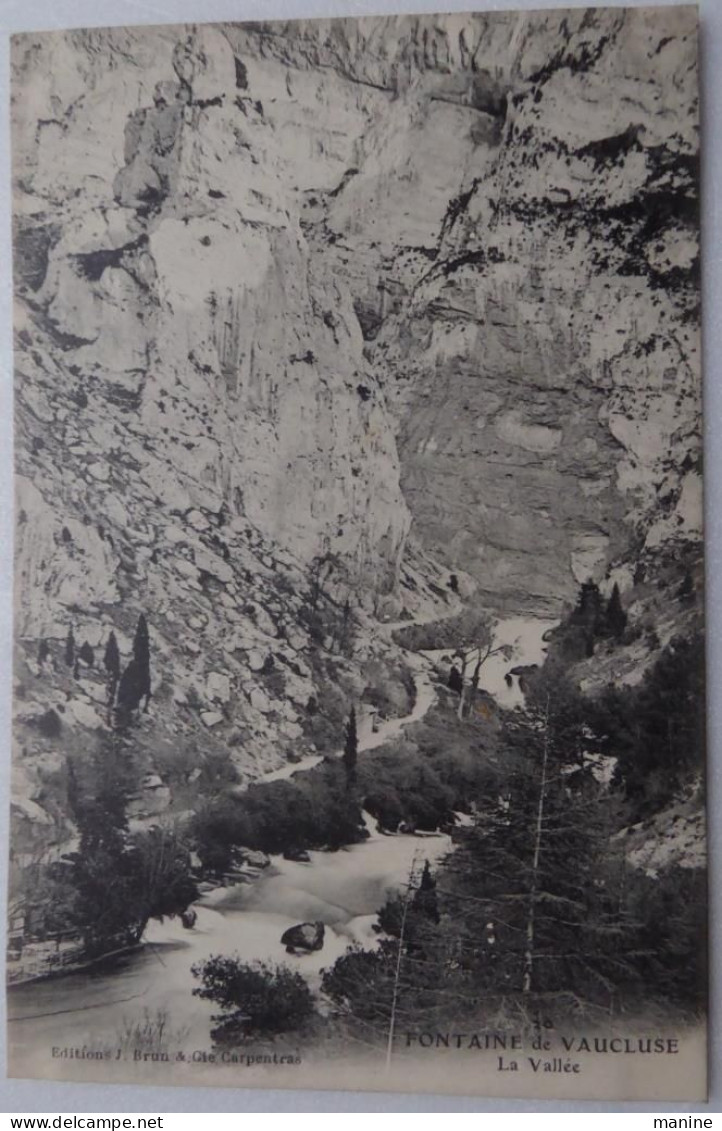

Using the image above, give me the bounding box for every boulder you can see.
[237,848,271,870]
[181,908,197,929]
[206,671,231,703]
[247,649,266,672]
[201,710,224,728]
[283,847,311,863]
[281,921,325,954]
[249,687,271,713]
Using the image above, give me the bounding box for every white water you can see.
[8,613,553,1056]
[8,819,450,1052]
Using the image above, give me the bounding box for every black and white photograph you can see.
[7,4,706,1101]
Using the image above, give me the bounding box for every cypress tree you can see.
[573,580,604,655]
[133,614,151,709]
[116,615,151,722]
[413,860,440,924]
[606,582,627,640]
[343,706,358,784]
[104,631,121,683]
[65,627,76,668]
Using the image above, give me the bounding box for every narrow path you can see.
[253,598,462,788]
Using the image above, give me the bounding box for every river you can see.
[7,614,554,1060]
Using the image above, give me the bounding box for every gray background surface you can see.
[0,0,718,1112]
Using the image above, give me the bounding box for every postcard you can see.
[7,5,705,1100]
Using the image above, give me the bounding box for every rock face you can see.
[10,10,701,844]
[281,921,325,954]
[13,24,410,603]
[315,7,700,612]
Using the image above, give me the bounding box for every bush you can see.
[321,943,396,1025]
[364,789,404,831]
[191,761,366,869]
[33,708,62,738]
[192,956,315,1041]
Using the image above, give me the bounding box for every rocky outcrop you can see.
[319,7,700,612]
[12,24,410,606]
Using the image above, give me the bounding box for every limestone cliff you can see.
[312,6,701,611]
[10,9,701,847]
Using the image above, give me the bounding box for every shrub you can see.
[364,788,404,831]
[33,708,62,738]
[320,943,395,1025]
[192,956,315,1041]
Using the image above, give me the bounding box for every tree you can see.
[605,583,627,640]
[322,860,444,1054]
[104,630,121,712]
[63,736,142,951]
[116,660,144,723]
[450,621,513,719]
[63,740,197,952]
[413,860,440,925]
[127,825,199,922]
[343,706,358,785]
[439,688,632,1007]
[64,627,75,668]
[133,614,151,708]
[448,666,463,695]
[116,615,151,723]
[466,639,513,718]
[78,641,95,667]
[590,633,705,810]
[37,639,49,667]
[192,957,315,1042]
[104,631,121,683]
[572,580,605,656]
